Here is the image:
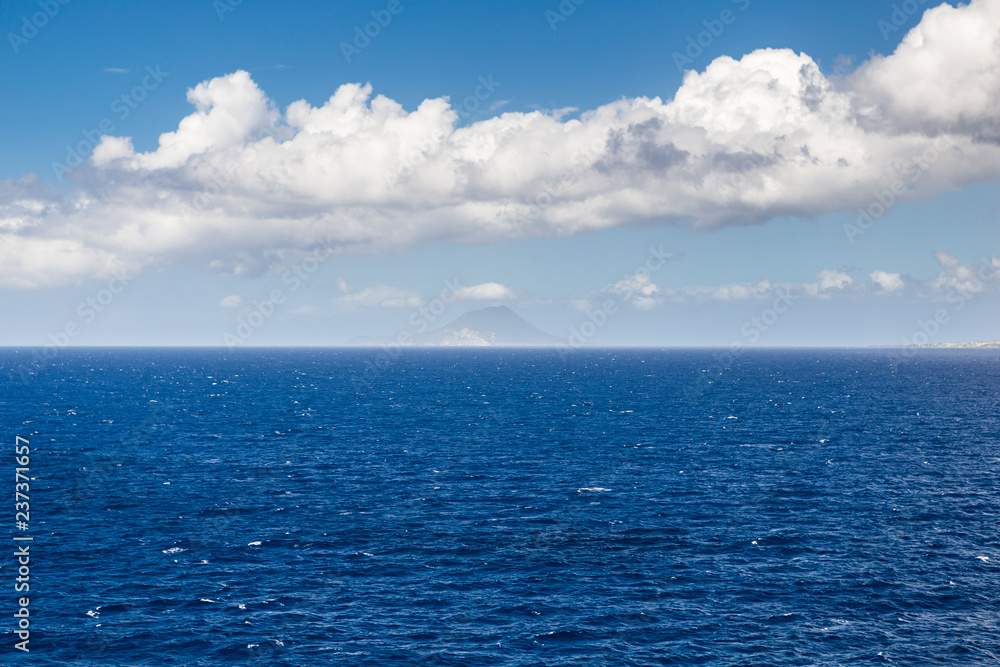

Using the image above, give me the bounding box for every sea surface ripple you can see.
[2,348,999,665]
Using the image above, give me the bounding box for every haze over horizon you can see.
[2,0,999,347]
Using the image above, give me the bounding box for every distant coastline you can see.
[872,340,1000,349]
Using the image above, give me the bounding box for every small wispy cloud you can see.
[336,285,423,309]
[103,68,130,74]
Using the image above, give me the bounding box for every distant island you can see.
[350,306,567,347]
[874,340,1000,349]
[913,341,1000,348]
[412,306,564,346]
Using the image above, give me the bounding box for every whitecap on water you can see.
[577,487,611,492]
[162,547,185,554]
[248,541,262,546]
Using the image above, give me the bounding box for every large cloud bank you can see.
[3,0,1000,287]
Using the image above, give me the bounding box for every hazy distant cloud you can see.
[679,280,774,301]
[104,68,130,74]
[930,252,1000,295]
[579,255,1000,310]
[817,269,854,292]
[578,255,1000,309]
[671,270,855,304]
[336,285,423,309]
[606,272,666,310]
[219,294,243,308]
[870,271,905,293]
[453,282,515,300]
[4,0,1000,287]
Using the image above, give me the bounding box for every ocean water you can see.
[2,347,999,665]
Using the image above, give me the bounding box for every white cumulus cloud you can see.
[817,269,854,291]
[3,0,1000,287]
[850,0,1000,140]
[219,294,243,308]
[870,271,905,293]
[930,252,1000,295]
[453,282,516,300]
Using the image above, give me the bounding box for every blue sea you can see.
[2,348,999,665]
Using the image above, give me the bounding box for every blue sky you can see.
[1,0,998,347]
